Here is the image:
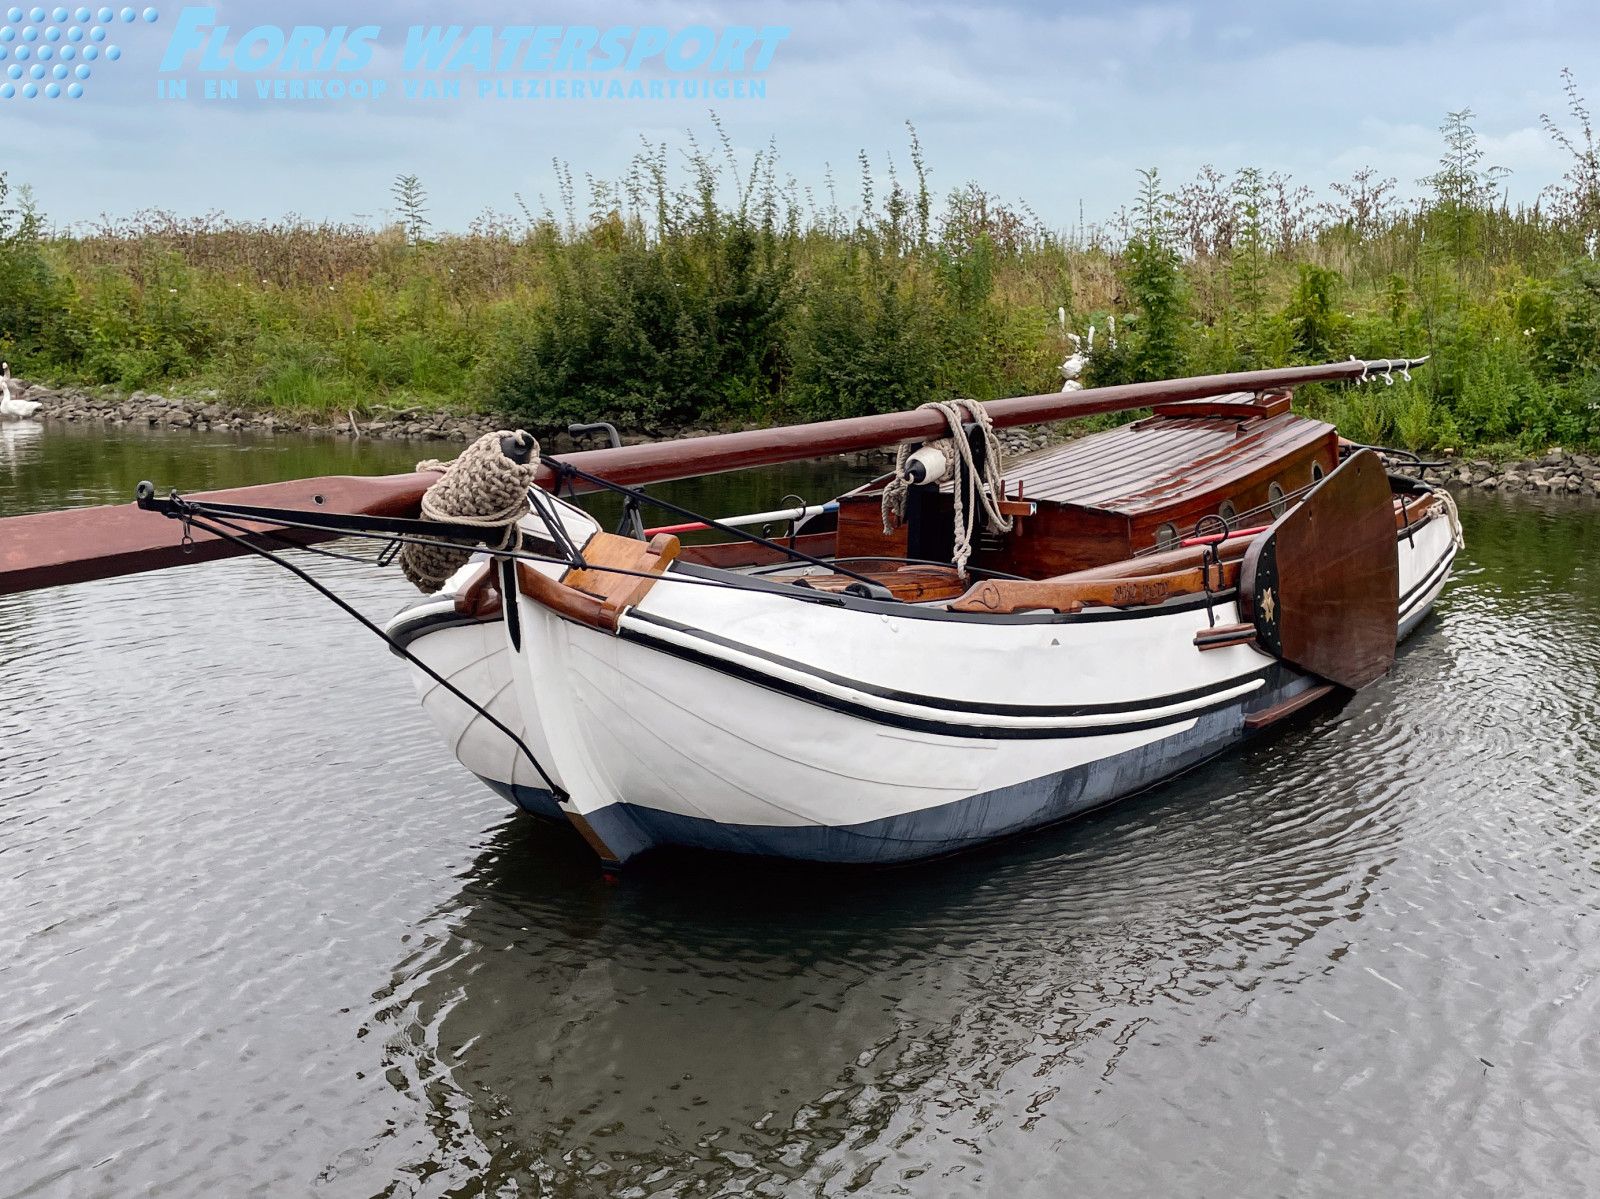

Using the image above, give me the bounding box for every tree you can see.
[1540,68,1600,247]
[391,173,430,244]
[1230,168,1270,359]
[1122,168,1185,381]
[1323,166,1398,240]
[1285,263,1346,361]
[1421,109,1508,289]
[0,172,55,364]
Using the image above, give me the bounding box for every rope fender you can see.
[401,429,541,593]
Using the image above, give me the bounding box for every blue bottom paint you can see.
[584,668,1325,863]
[476,775,563,820]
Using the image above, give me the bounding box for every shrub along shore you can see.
[2,88,1597,460]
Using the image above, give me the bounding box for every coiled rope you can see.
[401,430,541,593]
[880,398,1012,576]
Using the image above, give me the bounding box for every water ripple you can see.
[2,439,1598,1196]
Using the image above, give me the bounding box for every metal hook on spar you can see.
[1354,355,1427,386]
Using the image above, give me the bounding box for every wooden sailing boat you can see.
[0,360,1460,866]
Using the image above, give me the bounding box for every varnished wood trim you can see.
[1148,392,1293,420]
[1243,683,1337,730]
[515,560,613,631]
[1395,492,1438,530]
[563,809,623,865]
[949,561,1239,615]
[1194,622,1256,650]
[453,561,503,620]
[677,532,836,569]
[1018,527,1259,584]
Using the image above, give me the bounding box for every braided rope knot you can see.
[400,430,541,593]
[880,398,1012,577]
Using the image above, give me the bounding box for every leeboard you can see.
[1240,449,1398,689]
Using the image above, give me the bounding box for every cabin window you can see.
[1311,461,1325,483]
[1269,481,1286,518]
[1218,500,1237,527]
[1155,523,1178,550]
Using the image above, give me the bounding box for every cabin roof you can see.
[999,396,1334,517]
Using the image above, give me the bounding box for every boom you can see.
[0,359,1423,596]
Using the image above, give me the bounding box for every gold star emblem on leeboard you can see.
[1260,586,1276,622]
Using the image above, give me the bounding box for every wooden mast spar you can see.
[0,360,1416,596]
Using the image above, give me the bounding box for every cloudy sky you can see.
[4,0,1598,233]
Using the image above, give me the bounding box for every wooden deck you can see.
[1001,401,1335,519]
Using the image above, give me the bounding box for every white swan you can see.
[0,363,42,419]
[1059,326,1095,392]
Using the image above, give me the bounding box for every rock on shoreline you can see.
[17,379,1593,493]
[1418,450,1600,497]
[13,380,1063,467]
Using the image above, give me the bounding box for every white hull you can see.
[387,494,1459,865]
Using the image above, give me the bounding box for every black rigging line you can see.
[175,509,569,801]
[546,460,892,589]
[144,484,1000,608]
[169,503,859,609]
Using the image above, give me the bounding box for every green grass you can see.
[1,99,1597,452]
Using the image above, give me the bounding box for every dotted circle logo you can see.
[0,0,142,95]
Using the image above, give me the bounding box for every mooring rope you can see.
[401,430,542,593]
[171,507,568,798]
[1431,484,1465,550]
[880,399,1013,576]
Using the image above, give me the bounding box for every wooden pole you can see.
[537,360,1391,493]
[0,359,1417,595]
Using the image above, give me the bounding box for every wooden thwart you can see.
[563,532,682,619]
[511,531,682,632]
[795,564,968,603]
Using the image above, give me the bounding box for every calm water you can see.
[2,419,1599,1197]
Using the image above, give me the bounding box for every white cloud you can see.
[3,0,1597,230]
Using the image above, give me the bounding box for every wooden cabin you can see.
[832,391,1338,579]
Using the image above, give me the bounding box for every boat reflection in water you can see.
[347,679,1415,1195]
